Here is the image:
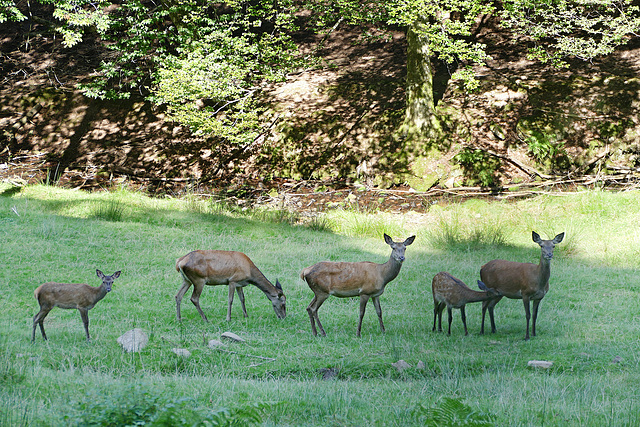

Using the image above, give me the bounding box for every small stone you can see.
[117,328,149,353]
[612,356,624,364]
[208,339,226,349]
[528,360,553,369]
[172,348,191,357]
[221,332,245,342]
[391,360,411,372]
[416,361,426,370]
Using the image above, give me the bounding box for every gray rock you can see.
[527,360,553,369]
[117,328,148,353]
[172,348,191,357]
[221,332,245,342]
[391,360,411,372]
[208,339,226,349]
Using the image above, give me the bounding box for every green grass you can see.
[1,183,640,425]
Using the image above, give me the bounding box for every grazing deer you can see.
[480,231,565,340]
[32,270,121,342]
[431,272,500,336]
[301,234,415,337]
[175,250,286,322]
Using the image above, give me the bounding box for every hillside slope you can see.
[2,12,640,202]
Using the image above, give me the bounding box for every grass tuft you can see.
[92,199,126,222]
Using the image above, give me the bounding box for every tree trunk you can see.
[402,18,440,142]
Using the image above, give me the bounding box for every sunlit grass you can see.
[1,183,640,425]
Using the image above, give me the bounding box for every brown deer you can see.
[32,270,121,342]
[480,231,565,340]
[175,250,286,322]
[432,272,500,336]
[301,234,415,337]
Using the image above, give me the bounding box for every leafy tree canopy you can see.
[2,0,639,146]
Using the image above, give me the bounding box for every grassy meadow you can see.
[1,183,639,425]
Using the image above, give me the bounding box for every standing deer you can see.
[480,231,565,340]
[175,250,286,322]
[301,234,415,337]
[32,269,121,342]
[431,272,500,336]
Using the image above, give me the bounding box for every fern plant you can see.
[413,397,496,426]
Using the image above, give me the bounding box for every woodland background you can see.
[2,1,640,206]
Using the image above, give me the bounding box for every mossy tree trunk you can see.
[401,18,441,143]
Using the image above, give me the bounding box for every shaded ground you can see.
[2,10,640,213]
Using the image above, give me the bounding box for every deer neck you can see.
[93,285,109,303]
[537,255,552,288]
[381,257,403,285]
[465,289,495,303]
[249,267,278,297]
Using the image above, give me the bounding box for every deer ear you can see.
[384,234,393,245]
[404,235,416,246]
[553,232,565,244]
[532,231,542,244]
[96,269,104,279]
[275,279,282,290]
[113,271,121,279]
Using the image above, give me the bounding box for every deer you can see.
[480,231,565,340]
[175,250,286,322]
[431,272,500,336]
[301,234,415,337]
[32,269,121,342]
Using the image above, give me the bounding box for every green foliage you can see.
[413,397,496,426]
[454,148,500,187]
[501,0,640,65]
[75,0,302,145]
[0,0,25,22]
[525,131,566,164]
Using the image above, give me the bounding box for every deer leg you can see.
[523,296,531,340]
[483,296,502,334]
[357,294,371,337]
[79,308,90,341]
[460,305,469,336]
[189,281,208,322]
[306,293,328,336]
[437,303,445,332]
[532,299,541,337]
[32,308,50,341]
[226,283,237,321]
[236,286,248,318]
[372,296,385,334]
[175,280,192,322]
[432,302,439,332]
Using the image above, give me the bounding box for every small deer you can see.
[301,234,415,337]
[175,250,286,322]
[480,231,565,340]
[32,270,121,342]
[431,272,500,336]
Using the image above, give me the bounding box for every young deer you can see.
[175,250,286,322]
[480,231,565,340]
[301,234,415,337]
[32,270,121,342]
[431,272,500,336]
